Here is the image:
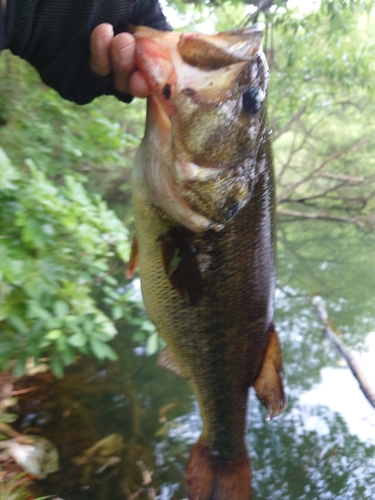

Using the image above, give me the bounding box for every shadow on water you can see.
[12,220,375,499]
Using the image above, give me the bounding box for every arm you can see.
[3,0,170,104]
[0,0,6,49]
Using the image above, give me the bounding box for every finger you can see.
[129,71,153,98]
[90,23,114,76]
[111,32,138,94]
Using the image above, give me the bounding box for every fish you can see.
[130,25,287,500]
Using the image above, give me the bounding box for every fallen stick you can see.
[312,299,375,408]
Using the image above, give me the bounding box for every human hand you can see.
[90,23,151,98]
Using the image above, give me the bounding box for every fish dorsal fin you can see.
[126,236,139,279]
[253,326,287,420]
[158,346,183,377]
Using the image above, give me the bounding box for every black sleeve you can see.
[5,0,171,104]
[0,2,5,50]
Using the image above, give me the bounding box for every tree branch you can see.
[278,139,369,201]
[279,181,348,204]
[312,299,375,409]
[273,106,307,141]
[321,173,365,183]
[277,209,359,224]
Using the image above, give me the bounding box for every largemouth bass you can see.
[130,25,287,500]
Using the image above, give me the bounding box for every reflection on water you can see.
[14,221,375,499]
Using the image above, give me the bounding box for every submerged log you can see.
[312,298,375,408]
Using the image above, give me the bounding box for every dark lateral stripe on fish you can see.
[159,227,203,306]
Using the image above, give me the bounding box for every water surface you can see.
[16,220,375,499]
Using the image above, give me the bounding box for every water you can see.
[15,220,375,499]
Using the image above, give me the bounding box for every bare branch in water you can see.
[312,298,375,409]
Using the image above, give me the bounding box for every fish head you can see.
[133,26,270,231]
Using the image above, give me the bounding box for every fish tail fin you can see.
[186,440,251,500]
[253,325,287,420]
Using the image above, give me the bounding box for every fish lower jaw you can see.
[149,175,224,232]
[175,159,223,182]
[153,195,224,232]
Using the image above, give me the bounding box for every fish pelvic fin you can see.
[253,326,287,420]
[158,346,183,377]
[186,440,251,500]
[126,235,139,279]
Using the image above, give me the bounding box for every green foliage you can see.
[0,52,153,376]
[0,51,164,372]
[0,149,133,376]
[0,55,143,177]
[266,1,375,225]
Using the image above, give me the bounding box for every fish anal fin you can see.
[186,440,251,500]
[253,326,287,420]
[158,346,183,377]
[126,236,139,279]
[159,227,203,306]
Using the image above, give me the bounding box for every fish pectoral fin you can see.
[126,236,139,279]
[159,227,203,306]
[253,326,287,420]
[158,347,184,377]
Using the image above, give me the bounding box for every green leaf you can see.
[90,338,118,361]
[141,320,156,333]
[146,332,160,356]
[132,330,146,342]
[53,300,69,319]
[45,329,63,340]
[0,342,16,354]
[8,315,28,335]
[51,354,64,378]
[60,345,75,366]
[0,147,19,190]
[112,305,124,320]
[56,335,68,351]
[13,354,27,378]
[68,332,87,347]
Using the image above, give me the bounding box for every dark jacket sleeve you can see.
[0,2,5,49]
[4,0,171,104]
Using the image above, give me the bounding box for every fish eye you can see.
[242,86,264,114]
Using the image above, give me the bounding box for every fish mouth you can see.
[133,25,264,101]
